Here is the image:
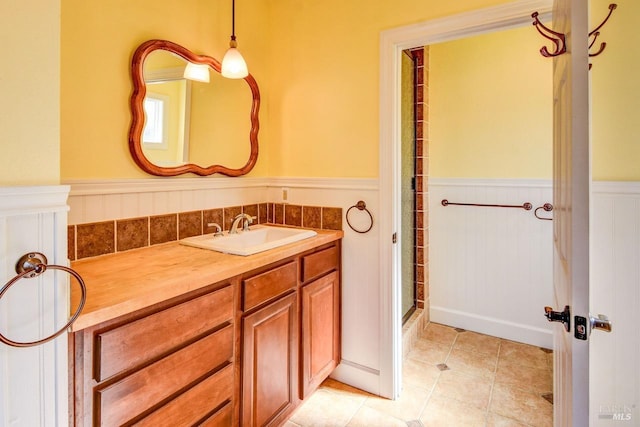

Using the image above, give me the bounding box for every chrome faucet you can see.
[229,213,256,234]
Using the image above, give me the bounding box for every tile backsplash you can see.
[69,202,343,261]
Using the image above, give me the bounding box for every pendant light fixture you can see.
[221,0,248,79]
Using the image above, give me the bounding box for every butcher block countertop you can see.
[70,228,342,331]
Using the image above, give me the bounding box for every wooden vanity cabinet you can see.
[71,281,238,427]
[71,235,342,427]
[240,242,341,426]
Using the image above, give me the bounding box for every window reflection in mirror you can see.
[143,92,181,165]
[143,95,167,145]
[142,52,190,166]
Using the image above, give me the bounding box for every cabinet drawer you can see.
[301,245,339,283]
[134,364,234,426]
[200,402,233,427]
[243,261,297,311]
[97,325,233,426]
[96,284,233,381]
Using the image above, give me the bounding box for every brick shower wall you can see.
[411,47,430,311]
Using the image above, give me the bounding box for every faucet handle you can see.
[243,215,257,231]
[207,222,224,236]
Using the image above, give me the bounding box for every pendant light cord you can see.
[231,0,237,41]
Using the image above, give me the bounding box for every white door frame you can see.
[378,0,553,399]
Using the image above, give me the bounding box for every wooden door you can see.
[300,271,341,398]
[242,293,298,427]
[551,0,590,425]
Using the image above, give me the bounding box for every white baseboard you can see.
[430,306,553,349]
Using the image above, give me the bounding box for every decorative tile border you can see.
[68,202,343,261]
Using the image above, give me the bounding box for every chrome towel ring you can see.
[0,252,86,347]
[346,200,374,234]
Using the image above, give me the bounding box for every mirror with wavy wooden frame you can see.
[129,39,260,176]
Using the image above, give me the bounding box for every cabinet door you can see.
[300,271,340,398]
[242,293,298,427]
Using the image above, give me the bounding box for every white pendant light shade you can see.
[221,0,248,79]
[221,45,248,79]
[183,62,210,82]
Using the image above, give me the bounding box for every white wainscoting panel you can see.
[267,178,383,393]
[65,177,270,224]
[65,177,385,395]
[429,178,554,348]
[0,186,70,427]
[62,177,640,409]
[590,182,640,425]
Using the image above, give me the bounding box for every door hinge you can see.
[392,232,397,244]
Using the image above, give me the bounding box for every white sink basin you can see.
[179,225,318,256]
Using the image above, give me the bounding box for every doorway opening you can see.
[377,0,554,400]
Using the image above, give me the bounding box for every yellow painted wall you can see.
[265,0,509,178]
[1,0,60,186]
[59,0,639,181]
[60,0,511,180]
[430,26,553,179]
[591,0,640,181]
[60,0,270,179]
[428,0,639,181]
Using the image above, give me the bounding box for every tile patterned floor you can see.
[285,322,553,427]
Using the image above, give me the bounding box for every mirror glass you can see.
[129,40,260,177]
